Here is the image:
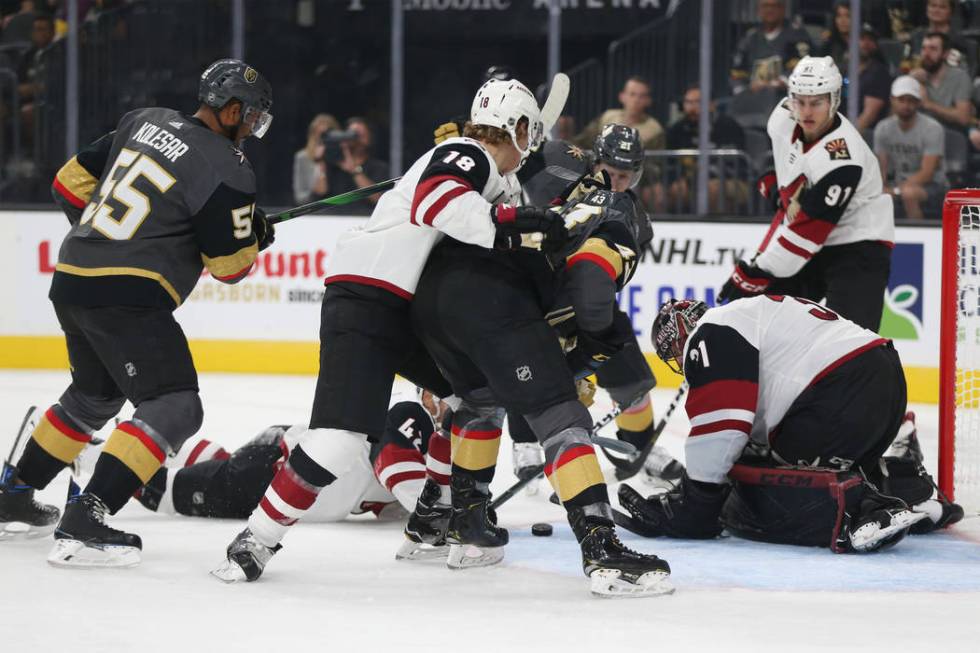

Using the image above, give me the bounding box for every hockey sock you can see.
[425,428,452,503]
[248,428,363,547]
[450,414,502,487]
[614,395,654,450]
[171,438,230,468]
[85,420,168,514]
[542,427,609,509]
[15,405,93,490]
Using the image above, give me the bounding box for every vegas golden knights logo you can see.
[244,67,258,83]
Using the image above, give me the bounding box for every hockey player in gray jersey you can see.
[0,59,275,568]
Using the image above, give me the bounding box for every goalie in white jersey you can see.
[213,78,567,582]
[719,56,894,332]
[617,297,962,553]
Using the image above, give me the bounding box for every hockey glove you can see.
[433,118,466,145]
[565,329,624,378]
[756,169,779,213]
[618,474,728,539]
[491,204,568,252]
[557,169,611,206]
[718,259,774,303]
[252,207,276,252]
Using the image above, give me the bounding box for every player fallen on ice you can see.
[618,298,963,553]
[718,56,894,332]
[0,59,276,567]
[213,77,567,583]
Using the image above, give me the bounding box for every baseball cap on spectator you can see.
[891,75,921,99]
[860,23,878,40]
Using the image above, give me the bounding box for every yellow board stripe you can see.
[201,242,258,280]
[55,263,182,306]
[450,433,502,471]
[32,415,88,464]
[547,450,605,502]
[0,337,941,404]
[102,427,164,484]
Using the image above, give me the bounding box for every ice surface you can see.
[1,371,979,652]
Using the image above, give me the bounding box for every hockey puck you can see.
[531,522,553,537]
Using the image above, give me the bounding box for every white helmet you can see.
[470,78,544,165]
[787,55,843,119]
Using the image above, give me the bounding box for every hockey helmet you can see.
[199,59,274,138]
[787,56,842,120]
[651,300,708,374]
[470,78,544,166]
[593,123,644,189]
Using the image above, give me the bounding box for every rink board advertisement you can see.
[0,210,941,402]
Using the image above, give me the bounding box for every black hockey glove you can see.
[252,207,276,252]
[756,169,779,213]
[718,259,774,303]
[556,169,611,205]
[618,474,728,539]
[565,328,625,379]
[491,204,568,253]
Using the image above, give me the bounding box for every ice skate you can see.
[570,508,673,598]
[48,493,141,568]
[0,464,60,541]
[642,445,684,487]
[211,528,281,583]
[397,479,450,561]
[445,475,507,569]
[847,505,928,552]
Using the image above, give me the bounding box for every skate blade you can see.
[210,558,249,583]
[395,538,449,561]
[446,544,504,569]
[0,520,57,541]
[850,510,929,552]
[589,569,675,598]
[46,538,141,569]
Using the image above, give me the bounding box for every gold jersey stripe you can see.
[547,451,605,502]
[55,156,98,205]
[102,427,164,483]
[32,414,89,464]
[450,432,502,472]
[568,237,623,279]
[55,263,182,306]
[201,242,258,280]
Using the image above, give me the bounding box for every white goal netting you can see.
[949,203,980,510]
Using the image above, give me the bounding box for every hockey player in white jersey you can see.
[719,56,894,332]
[213,78,567,582]
[618,298,963,552]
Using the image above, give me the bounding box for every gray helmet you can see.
[198,59,273,138]
[593,123,644,187]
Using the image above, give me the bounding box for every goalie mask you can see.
[470,78,544,167]
[787,56,842,124]
[651,300,708,374]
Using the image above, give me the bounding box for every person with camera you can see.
[293,113,340,205]
[322,117,390,215]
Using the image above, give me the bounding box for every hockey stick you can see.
[598,382,688,482]
[2,406,38,485]
[540,73,570,134]
[268,177,401,225]
[489,405,632,511]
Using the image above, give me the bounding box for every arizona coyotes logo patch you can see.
[824,138,851,160]
[244,67,258,83]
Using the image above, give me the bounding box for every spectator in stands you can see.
[908,0,973,74]
[911,32,973,130]
[874,75,948,220]
[8,12,52,148]
[730,0,812,96]
[321,116,390,215]
[660,84,748,214]
[855,23,893,131]
[575,76,665,151]
[819,1,852,70]
[293,113,339,205]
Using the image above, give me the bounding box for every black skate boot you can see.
[844,490,928,553]
[0,464,60,540]
[445,474,508,569]
[396,479,451,561]
[48,493,142,568]
[211,528,282,583]
[570,507,674,597]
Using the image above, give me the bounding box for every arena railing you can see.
[641,148,763,217]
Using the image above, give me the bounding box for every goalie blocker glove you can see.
[718,259,774,303]
[618,474,729,539]
[491,204,567,252]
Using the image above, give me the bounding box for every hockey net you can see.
[940,191,980,511]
